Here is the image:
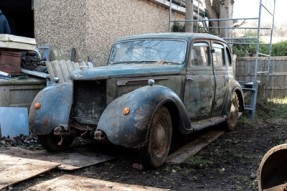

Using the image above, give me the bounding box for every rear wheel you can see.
[224,92,239,131]
[140,106,172,168]
[38,133,74,151]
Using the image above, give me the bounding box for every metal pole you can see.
[168,0,172,32]
[172,17,259,22]
[196,0,199,32]
[251,0,263,119]
[266,0,276,98]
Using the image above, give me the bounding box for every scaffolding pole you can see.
[167,0,276,119]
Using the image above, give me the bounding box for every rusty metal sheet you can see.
[1,147,115,170]
[27,174,168,191]
[0,153,60,190]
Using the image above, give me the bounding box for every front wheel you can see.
[38,133,74,151]
[140,106,172,168]
[224,92,239,131]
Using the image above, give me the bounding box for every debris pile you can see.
[0,134,42,150]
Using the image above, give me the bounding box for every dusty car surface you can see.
[29,33,244,168]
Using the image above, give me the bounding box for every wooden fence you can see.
[236,56,287,98]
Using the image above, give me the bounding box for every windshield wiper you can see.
[111,60,180,65]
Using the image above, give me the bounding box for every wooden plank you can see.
[263,183,287,191]
[0,147,115,171]
[0,153,59,190]
[167,130,224,164]
[28,174,168,191]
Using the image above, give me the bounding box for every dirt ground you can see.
[1,100,286,191]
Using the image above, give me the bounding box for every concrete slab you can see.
[0,34,36,51]
[27,174,168,191]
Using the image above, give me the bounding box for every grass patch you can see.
[255,97,287,119]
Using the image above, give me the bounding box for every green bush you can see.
[270,41,287,56]
[233,38,287,57]
[231,33,259,57]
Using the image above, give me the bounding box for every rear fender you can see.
[224,79,245,114]
[97,85,191,148]
[29,83,73,135]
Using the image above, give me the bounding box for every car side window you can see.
[225,47,232,66]
[212,43,225,67]
[191,42,209,67]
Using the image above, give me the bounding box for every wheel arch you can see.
[225,79,245,114]
[161,101,181,138]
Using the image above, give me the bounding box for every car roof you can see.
[116,32,225,43]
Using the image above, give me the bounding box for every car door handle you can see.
[186,77,194,81]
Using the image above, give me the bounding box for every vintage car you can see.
[29,33,244,168]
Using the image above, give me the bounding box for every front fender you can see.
[29,82,73,135]
[97,85,191,148]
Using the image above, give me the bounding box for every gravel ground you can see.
[0,111,286,190]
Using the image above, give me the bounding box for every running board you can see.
[192,116,227,132]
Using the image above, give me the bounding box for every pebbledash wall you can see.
[34,0,184,66]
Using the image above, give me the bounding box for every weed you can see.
[183,156,214,168]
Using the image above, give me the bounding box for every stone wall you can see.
[34,0,184,65]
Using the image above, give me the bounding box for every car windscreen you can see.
[109,39,187,64]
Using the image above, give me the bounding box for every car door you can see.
[210,42,229,116]
[184,41,215,120]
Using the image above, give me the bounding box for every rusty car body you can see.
[29,33,244,168]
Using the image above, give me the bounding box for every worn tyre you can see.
[38,133,74,152]
[224,92,239,131]
[141,106,172,168]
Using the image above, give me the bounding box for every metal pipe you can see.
[250,0,263,119]
[266,0,276,97]
[208,27,271,30]
[168,0,172,32]
[171,17,259,23]
[261,3,273,16]
[196,0,199,32]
